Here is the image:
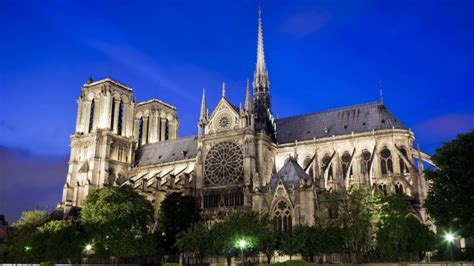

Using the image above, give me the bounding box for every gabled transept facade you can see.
[60,9,431,228]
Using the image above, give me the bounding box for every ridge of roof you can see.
[276,100,383,122]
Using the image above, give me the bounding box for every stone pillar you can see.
[169,120,176,140]
[149,111,159,143]
[75,100,83,133]
[160,117,167,141]
[133,118,139,140]
[92,97,100,132]
[113,99,120,134]
[84,101,92,133]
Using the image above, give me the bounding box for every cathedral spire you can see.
[199,88,207,121]
[253,6,269,91]
[252,6,274,139]
[245,79,252,111]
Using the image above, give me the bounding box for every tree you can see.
[175,222,211,266]
[425,130,474,238]
[80,186,155,259]
[255,214,279,264]
[156,192,201,255]
[35,220,83,262]
[7,210,49,260]
[376,195,436,261]
[293,226,317,262]
[323,187,375,263]
[279,231,302,260]
[209,211,265,266]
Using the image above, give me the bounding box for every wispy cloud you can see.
[0,146,67,223]
[414,114,474,143]
[282,8,331,38]
[38,2,200,103]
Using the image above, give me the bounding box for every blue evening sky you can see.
[0,0,473,222]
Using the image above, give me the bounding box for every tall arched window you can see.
[137,118,143,146]
[118,102,124,136]
[341,152,353,179]
[274,200,292,232]
[399,148,410,175]
[380,148,393,176]
[360,150,371,178]
[322,155,333,182]
[165,119,169,140]
[110,100,115,131]
[88,99,95,133]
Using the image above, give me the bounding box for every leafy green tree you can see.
[80,186,155,259]
[175,222,211,266]
[255,215,279,264]
[376,195,436,261]
[35,220,83,262]
[210,211,264,266]
[425,130,474,238]
[279,231,302,260]
[157,192,201,255]
[323,187,375,263]
[7,210,49,260]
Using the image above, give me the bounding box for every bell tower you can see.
[61,78,135,209]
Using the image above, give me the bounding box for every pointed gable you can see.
[269,157,312,187]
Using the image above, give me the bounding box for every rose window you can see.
[204,142,244,185]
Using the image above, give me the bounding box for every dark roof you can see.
[269,157,312,187]
[135,136,198,167]
[275,101,406,144]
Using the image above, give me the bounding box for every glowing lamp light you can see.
[238,239,248,250]
[445,232,455,243]
[85,244,93,251]
[24,246,31,252]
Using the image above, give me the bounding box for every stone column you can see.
[142,116,149,145]
[149,111,158,143]
[84,101,92,133]
[160,116,167,141]
[75,100,83,133]
[113,99,120,134]
[169,120,176,140]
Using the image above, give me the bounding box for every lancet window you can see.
[380,148,393,176]
[322,155,334,182]
[399,148,410,175]
[341,152,353,179]
[274,200,292,232]
[361,150,371,178]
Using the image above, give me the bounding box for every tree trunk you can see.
[226,255,231,266]
[266,254,272,264]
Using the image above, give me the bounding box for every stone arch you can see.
[120,94,129,104]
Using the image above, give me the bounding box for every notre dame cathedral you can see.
[60,9,431,230]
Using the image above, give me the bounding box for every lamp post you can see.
[444,232,455,261]
[237,239,247,266]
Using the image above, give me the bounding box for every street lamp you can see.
[444,232,456,261]
[236,239,248,266]
[85,244,93,252]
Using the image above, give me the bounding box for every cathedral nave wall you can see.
[274,129,416,196]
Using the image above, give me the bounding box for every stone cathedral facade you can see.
[61,10,431,229]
